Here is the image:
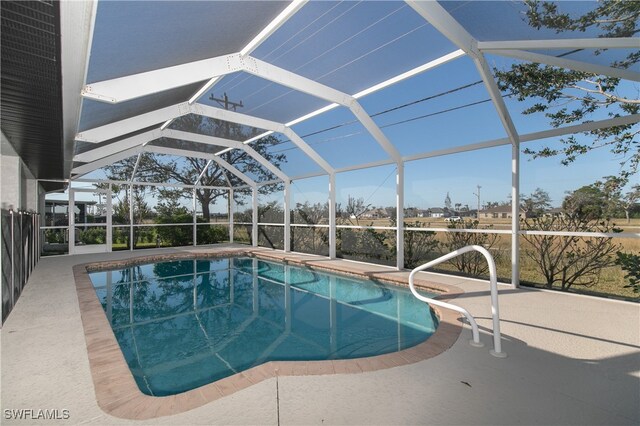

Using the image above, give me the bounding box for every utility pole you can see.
[473,185,481,219]
[209,92,243,112]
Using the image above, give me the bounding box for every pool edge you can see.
[73,248,463,420]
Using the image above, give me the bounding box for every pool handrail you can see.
[408,245,506,358]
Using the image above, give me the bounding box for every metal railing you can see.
[408,245,506,358]
[1,209,40,324]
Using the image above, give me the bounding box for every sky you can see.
[58,1,639,213]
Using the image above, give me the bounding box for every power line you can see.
[300,80,484,139]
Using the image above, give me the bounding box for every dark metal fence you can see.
[1,209,40,324]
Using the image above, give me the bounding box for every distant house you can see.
[361,208,390,219]
[478,205,529,219]
[416,209,429,218]
[404,207,419,218]
[544,207,566,218]
[427,207,446,218]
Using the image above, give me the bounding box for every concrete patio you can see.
[1,245,639,425]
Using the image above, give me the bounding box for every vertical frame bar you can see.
[284,181,291,252]
[511,143,520,287]
[69,190,76,255]
[229,189,234,243]
[396,162,405,270]
[129,184,134,251]
[192,188,197,246]
[10,210,15,307]
[252,186,258,247]
[329,173,336,259]
[106,184,113,251]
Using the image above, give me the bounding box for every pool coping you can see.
[73,247,464,420]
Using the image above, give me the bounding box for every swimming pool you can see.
[88,256,439,396]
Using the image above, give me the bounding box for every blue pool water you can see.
[88,257,438,396]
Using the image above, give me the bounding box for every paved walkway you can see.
[2,245,639,425]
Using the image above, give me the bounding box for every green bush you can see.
[156,213,192,246]
[617,252,640,293]
[197,223,228,245]
[78,227,105,244]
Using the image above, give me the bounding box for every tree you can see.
[340,196,371,225]
[521,215,622,291]
[521,188,552,217]
[494,1,640,184]
[563,185,608,221]
[104,114,286,221]
[621,184,640,223]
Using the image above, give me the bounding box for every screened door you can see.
[69,188,112,254]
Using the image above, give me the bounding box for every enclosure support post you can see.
[511,142,520,288]
[396,162,404,270]
[192,188,197,247]
[229,189,234,243]
[129,185,134,251]
[329,173,336,259]
[107,184,112,251]
[252,186,258,247]
[284,181,291,252]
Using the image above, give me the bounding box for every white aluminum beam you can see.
[190,103,286,133]
[244,56,352,106]
[162,129,244,149]
[243,56,400,162]
[283,128,334,174]
[146,145,256,188]
[350,100,401,162]
[189,104,333,175]
[74,129,161,162]
[145,145,212,161]
[76,103,189,143]
[162,129,290,182]
[406,1,478,57]
[72,146,141,176]
[82,53,243,103]
[406,1,523,288]
[353,49,466,98]
[241,0,308,57]
[185,0,307,107]
[405,1,520,144]
[252,188,258,246]
[487,49,640,82]
[396,162,404,270]
[194,160,212,186]
[283,49,466,128]
[329,173,336,259]
[284,181,291,252]
[478,37,640,51]
[130,153,142,182]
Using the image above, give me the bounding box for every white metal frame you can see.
[69,187,112,254]
[54,1,640,290]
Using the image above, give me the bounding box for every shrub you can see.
[441,220,500,278]
[616,252,640,294]
[521,216,621,290]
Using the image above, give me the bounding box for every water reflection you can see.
[90,257,437,396]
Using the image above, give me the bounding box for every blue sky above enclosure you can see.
[69,1,638,211]
[86,1,289,82]
[440,1,624,41]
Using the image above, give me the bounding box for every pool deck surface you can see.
[2,244,639,425]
